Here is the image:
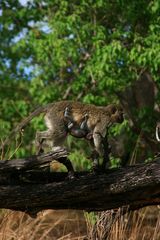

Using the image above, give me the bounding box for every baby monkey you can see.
[64,107,92,140]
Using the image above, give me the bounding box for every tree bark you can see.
[0,150,159,215]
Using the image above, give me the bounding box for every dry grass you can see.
[109,207,160,240]
[0,210,87,240]
[0,207,159,240]
[85,206,160,240]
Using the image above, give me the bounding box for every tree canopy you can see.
[0,0,160,165]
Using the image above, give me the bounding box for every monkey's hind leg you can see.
[35,130,53,154]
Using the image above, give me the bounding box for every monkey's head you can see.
[106,104,124,124]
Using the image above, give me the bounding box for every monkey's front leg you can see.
[101,134,110,170]
[91,132,104,171]
[93,125,110,171]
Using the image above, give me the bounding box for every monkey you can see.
[156,122,160,142]
[1,101,124,171]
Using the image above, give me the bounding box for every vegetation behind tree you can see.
[0,0,160,166]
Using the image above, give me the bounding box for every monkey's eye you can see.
[111,107,117,114]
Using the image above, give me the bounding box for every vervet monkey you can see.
[2,101,124,170]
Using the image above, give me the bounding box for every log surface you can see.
[0,150,159,214]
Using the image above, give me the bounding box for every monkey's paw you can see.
[67,171,75,180]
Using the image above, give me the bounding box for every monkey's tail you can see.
[1,103,54,151]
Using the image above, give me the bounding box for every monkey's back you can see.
[45,100,112,130]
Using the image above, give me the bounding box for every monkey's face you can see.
[107,104,124,124]
[117,106,124,123]
[113,107,124,123]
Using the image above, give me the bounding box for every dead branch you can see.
[0,149,159,216]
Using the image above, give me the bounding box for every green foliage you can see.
[0,0,160,165]
[69,150,92,171]
[84,211,98,226]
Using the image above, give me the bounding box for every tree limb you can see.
[0,150,159,215]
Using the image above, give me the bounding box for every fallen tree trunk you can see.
[0,149,159,215]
